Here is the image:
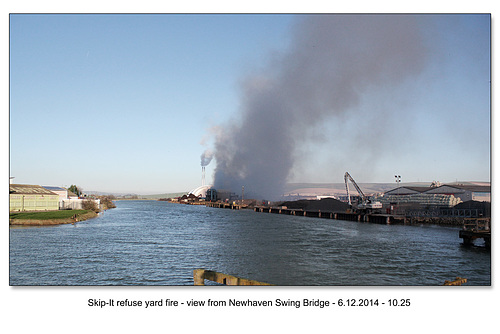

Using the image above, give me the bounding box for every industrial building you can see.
[383,184,490,203]
[9,184,59,212]
[189,185,212,198]
[10,184,102,212]
[42,186,84,210]
[188,186,238,203]
[424,184,490,202]
[374,183,491,216]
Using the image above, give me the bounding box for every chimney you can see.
[202,166,206,186]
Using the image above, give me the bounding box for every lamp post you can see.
[395,175,401,213]
[395,175,401,190]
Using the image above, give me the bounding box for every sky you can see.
[8,14,491,195]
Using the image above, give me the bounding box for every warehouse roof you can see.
[385,186,433,195]
[42,186,66,192]
[385,184,490,196]
[436,184,491,193]
[10,184,58,195]
[403,186,434,193]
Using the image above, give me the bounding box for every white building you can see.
[381,183,490,206]
[425,184,490,203]
[42,186,100,210]
[189,185,212,198]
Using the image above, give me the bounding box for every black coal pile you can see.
[454,200,491,217]
[278,198,349,212]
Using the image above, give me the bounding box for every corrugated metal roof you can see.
[43,186,66,191]
[404,186,434,193]
[439,184,491,193]
[385,186,432,195]
[385,184,490,196]
[10,184,58,195]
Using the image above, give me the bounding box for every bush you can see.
[98,196,116,210]
[82,199,99,212]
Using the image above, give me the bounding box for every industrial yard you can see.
[183,175,491,247]
[183,174,490,220]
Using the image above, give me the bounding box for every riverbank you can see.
[9,210,98,226]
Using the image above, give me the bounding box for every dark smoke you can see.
[213,15,427,199]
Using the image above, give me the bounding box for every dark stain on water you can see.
[9,200,491,286]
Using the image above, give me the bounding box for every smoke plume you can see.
[213,15,427,199]
[200,149,214,167]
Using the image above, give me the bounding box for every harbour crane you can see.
[344,172,382,212]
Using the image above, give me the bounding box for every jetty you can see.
[205,201,247,210]
[253,205,406,224]
[459,218,491,248]
[205,201,402,224]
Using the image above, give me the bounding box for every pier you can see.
[459,218,491,248]
[252,205,406,225]
[205,202,246,210]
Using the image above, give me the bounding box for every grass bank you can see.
[9,210,98,226]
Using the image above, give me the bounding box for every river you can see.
[9,200,491,286]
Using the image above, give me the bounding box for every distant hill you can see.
[85,191,188,199]
[86,180,488,199]
[141,192,188,199]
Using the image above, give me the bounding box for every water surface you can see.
[9,200,491,285]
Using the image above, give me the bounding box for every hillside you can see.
[86,181,488,199]
[284,182,409,196]
[140,192,188,199]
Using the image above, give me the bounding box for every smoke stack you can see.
[202,166,206,186]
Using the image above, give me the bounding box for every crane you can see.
[344,172,382,212]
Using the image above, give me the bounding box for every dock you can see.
[205,201,406,224]
[252,205,406,224]
[205,202,247,210]
[459,218,491,248]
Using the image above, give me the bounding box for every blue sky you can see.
[9,14,490,194]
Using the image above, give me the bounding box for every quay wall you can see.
[204,201,486,227]
[252,206,469,227]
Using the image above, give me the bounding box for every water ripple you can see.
[10,200,490,286]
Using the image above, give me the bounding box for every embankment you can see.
[9,211,98,226]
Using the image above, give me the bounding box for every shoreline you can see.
[9,211,99,226]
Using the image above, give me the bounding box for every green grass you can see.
[9,210,90,220]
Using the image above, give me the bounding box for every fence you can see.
[406,208,486,218]
[60,198,101,210]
